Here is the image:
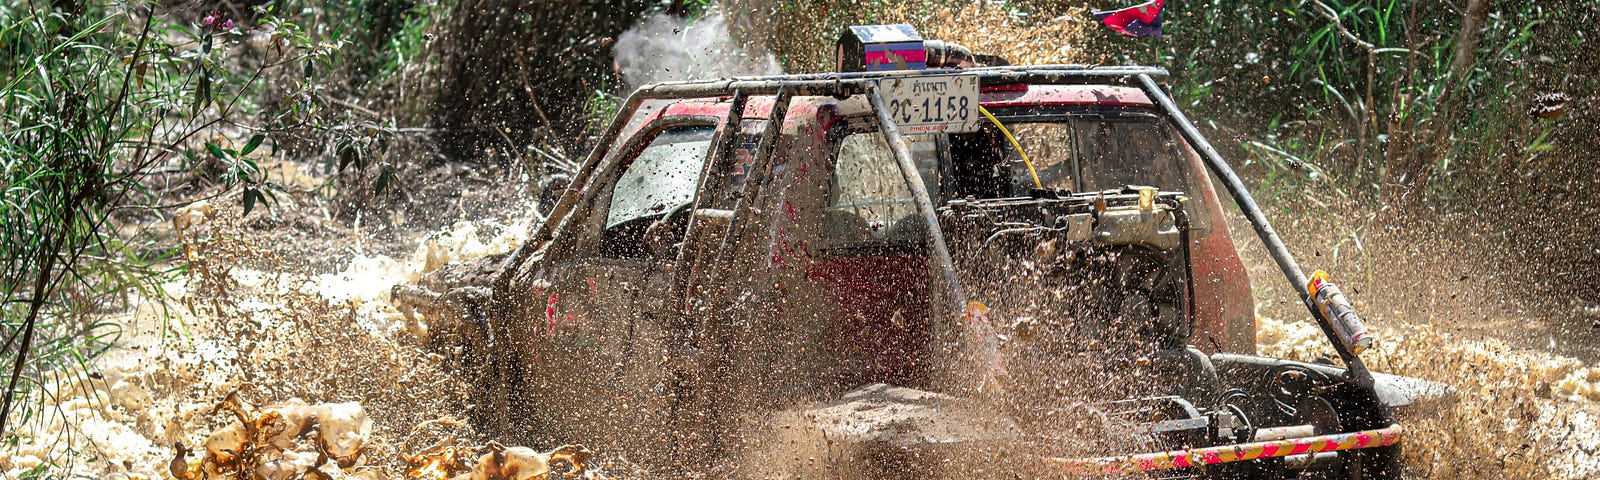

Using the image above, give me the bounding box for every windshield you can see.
[605,126,716,229]
[947,110,1195,199]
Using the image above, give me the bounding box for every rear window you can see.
[954,112,1207,226]
[1068,118,1192,193]
[820,110,1208,247]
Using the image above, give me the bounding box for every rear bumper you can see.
[1036,424,1402,475]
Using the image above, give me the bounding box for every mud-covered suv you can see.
[395,28,1450,479]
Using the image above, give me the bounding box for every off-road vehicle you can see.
[395,25,1450,479]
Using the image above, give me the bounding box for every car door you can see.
[516,119,723,460]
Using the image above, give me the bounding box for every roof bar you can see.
[494,89,651,292]
[866,82,1005,386]
[671,88,751,317]
[517,67,1174,277]
[705,88,795,265]
[643,65,1169,86]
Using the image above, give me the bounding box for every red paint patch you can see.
[1260,442,1279,458]
[784,201,800,222]
[1172,454,1190,468]
[545,293,559,337]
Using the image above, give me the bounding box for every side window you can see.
[824,131,939,246]
[598,125,717,258]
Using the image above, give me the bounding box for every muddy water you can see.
[6,201,1599,479]
[1258,316,1600,478]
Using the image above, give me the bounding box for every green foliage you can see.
[431,0,655,158]
[0,0,336,459]
[1099,0,1599,303]
[1134,0,1597,208]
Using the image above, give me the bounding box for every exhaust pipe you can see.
[923,40,1010,69]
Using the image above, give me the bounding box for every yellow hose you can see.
[978,105,1042,189]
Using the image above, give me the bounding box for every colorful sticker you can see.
[1041,424,1402,475]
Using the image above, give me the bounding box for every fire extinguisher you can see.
[1307,270,1375,355]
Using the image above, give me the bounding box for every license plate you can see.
[878,75,981,134]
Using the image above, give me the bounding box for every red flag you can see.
[1092,0,1166,37]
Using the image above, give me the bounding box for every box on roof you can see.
[836,24,927,72]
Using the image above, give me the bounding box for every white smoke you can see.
[613,9,782,91]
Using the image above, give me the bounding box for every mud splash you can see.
[10,203,1600,479]
[1258,316,1600,479]
[0,204,534,478]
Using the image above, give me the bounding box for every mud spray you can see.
[0,200,547,479]
[5,6,1599,480]
[8,193,1600,479]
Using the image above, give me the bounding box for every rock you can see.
[739,384,1020,479]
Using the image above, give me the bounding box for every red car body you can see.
[631,84,1255,367]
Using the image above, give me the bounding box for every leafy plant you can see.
[0,0,338,461]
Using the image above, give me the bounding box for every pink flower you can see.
[202,14,215,25]
[222,19,235,30]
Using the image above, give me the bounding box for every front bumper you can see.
[1037,423,1403,475]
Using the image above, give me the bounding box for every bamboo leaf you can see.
[337,141,359,172]
[192,68,211,116]
[241,134,265,156]
[242,188,258,215]
[205,142,227,160]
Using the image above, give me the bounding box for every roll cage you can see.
[420,64,1425,476]
[511,65,1374,389]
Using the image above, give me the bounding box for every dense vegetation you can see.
[0,0,386,452]
[0,0,1593,467]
